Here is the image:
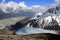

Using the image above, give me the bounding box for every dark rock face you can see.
[26,19,39,28]
[9,22,25,35]
[44,18,60,30]
[48,8,54,13]
[44,24,60,30]
[46,6,60,14]
[10,22,24,31]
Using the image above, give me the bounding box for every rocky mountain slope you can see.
[32,5,60,30]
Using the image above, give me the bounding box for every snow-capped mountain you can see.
[0,8,35,19]
[35,5,60,24]
[43,6,60,17]
[42,5,60,25]
[30,5,60,30]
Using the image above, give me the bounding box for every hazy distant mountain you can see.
[0,9,35,19]
[0,1,47,19]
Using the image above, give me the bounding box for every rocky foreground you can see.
[0,33,60,40]
[0,27,60,40]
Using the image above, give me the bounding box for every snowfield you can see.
[15,27,57,35]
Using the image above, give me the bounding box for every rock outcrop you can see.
[44,18,60,30]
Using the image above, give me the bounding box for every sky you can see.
[0,0,59,14]
[0,0,55,6]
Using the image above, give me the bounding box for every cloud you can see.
[0,1,44,14]
[55,0,60,3]
[32,5,42,8]
[19,2,27,8]
[2,0,5,3]
[0,1,29,13]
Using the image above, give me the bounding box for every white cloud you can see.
[19,1,27,8]
[32,5,42,8]
[0,1,44,14]
[0,1,28,13]
[2,0,5,3]
[55,0,60,3]
[0,0,60,15]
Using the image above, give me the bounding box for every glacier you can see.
[15,27,57,35]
